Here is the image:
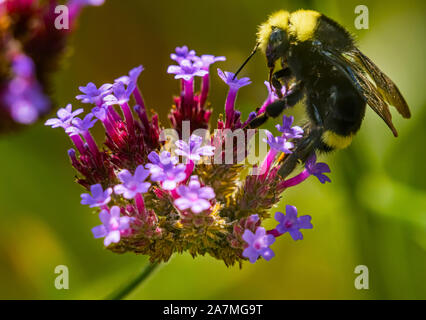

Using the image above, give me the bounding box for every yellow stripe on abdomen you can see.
[322,131,353,149]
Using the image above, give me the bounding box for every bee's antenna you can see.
[233,43,259,80]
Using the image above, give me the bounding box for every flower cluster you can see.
[0,0,104,131]
[46,45,331,266]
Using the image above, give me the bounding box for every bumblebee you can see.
[235,10,411,177]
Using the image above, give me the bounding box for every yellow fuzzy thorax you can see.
[257,9,321,53]
[289,10,321,41]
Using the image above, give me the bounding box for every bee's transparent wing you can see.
[317,45,410,137]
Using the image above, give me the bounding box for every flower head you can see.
[175,134,215,162]
[66,113,98,136]
[174,176,215,213]
[264,130,294,154]
[5,82,49,124]
[12,54,35,78]
[103,82,134,106]
[81,184,113,207]
[45,104,84,128]
[170,45,197,63]
[276,115,304,140]
[115,65,144,87]
[146,151,186,190]
[91,206,132,247]
[242,227,275,263]
[195,55,226,70]
[0,1,104,131]
[305,154,331,184]
[274,205,313,240]
[76,82,113,105]
[114,165,151,199]
[217,68,251,91]
[167,59,208,81]
[46,45,330,266]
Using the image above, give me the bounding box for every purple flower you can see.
[167,59,208,81]
[263,130,294,154]
[81,184,112,207]
[69,0,105,8]
[146,151,186,190]
[274,205,313,241]
[175,134,215,161]
[103,82,134,106]
[12,54,35,78]
[242,227,275,263]
[115,65,144,87]
[114,165,151,199]
[66,113,98,136]
[91,106,107,121]
[305,154,331,184]
[264,80,286,102]
[195,55,226,70]
[170,45,197,63]
[44,104,83,128]
[217,68,251,91]
[276,115,304,140]
[76,82,113,105]
[91,206,132,247]
[3,72,50,124]
[174,176,215,213]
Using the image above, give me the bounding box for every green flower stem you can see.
[107,262,160,300]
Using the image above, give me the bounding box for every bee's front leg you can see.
[271,68,293,99]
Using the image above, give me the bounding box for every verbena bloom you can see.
[48,46,327,265]
[45,104,84,128]
[175,134,215,162]
[305,154,331,184]
[167,59,208,81]
[103,82,134,106]
[217,69,252,91]
[92,206,132,247]
[274,205,313,241]
[217,68,251,128]
[170,45,197,63]
[264,130,294,154]
[76,83,113,105]
[276,115,304,140]
[279,153,332,189]
[81,184,112,207]
[66,113,98,136]
[3,55,50,124]
[114,166,151,199]
[0,0,104,131]
[115,65,144,86]
[146,151,186,190]
[195,55,226,70]
[175,176,215,213]
[242,227,275,263]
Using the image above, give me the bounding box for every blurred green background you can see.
[0,0,425,299]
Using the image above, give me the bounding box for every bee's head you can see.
[257,10,290,69]
[232,10,290,80]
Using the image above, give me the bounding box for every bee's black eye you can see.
[269,28,284,44]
